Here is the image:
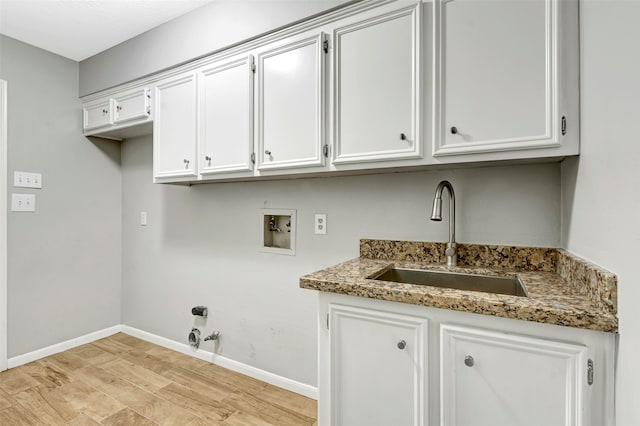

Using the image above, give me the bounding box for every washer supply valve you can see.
[204,331,220,342]
[191,306,208,317]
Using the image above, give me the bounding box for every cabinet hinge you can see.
[326,313,329,330]
[251,61,256,74]
[322,144,330,158]
[146,105,151,115]
[561,116,567,136]
[323,39,329,54]
[587,359,594,386]
[251,152,256,164]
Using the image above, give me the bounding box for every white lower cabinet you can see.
[329,304,428,426]
[441,324,587,426]
[318,293,615,426]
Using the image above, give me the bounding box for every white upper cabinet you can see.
[333,2,422,165]
[83,99,113,131]
[257,32,327,171]
[81,0,580,182]
[113,87,151,125]
[198,55,254,176]
[441,324,587,426]
[153,73,198,180]
[329,304,428,426]
[434,0,578,158]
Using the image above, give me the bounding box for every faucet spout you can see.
[430,180,457,267]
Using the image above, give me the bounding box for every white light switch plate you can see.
[314,213,327,235]
[14,171,42,188]
[11,193,35,212]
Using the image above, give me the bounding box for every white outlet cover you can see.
[315,213,327,235]
[11,193,36,212]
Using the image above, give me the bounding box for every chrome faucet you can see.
[430,180,457,267]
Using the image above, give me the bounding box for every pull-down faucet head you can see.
[430,197,443,221]
[430,180,457,267]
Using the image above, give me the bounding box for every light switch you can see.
[140,211,148,226]
[11,193,35,212]
[14,171,42,189]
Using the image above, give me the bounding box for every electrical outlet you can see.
[14,171,42,189]
[140,211,147,226]
[314,214,327,235]
[11,193,35,212]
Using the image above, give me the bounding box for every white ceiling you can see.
[0,0,216,61]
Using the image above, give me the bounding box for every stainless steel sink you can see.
[372,268,527,297]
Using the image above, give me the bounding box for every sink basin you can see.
[372,268,527,297]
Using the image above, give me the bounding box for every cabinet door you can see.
[199,55,254,175]
[441,324,587,426]
[154,74,197,179]
[435,0,561,156]
[333,3,421,164]
[257,33,326,171]
[83,99,113,131]
[330,304,428,426]
[114,87,151,124]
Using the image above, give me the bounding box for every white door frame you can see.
[0,79,7,371]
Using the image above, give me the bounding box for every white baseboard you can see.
[121,325,318,400]
[7,325,122,369]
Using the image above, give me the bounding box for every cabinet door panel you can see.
[334,4,421,164]
[114,88,151,124]
[258,33,325,171]
[441,324,587,426]
[436,0,556,155]
[330,304,428,426]
[199,55,253,175]
[83,99,112,130]
[154,74,197,179]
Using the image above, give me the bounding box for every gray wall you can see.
[79,0,350,96]
[122,134,561,386]
[0,36,122,357]
[561,1,640,423]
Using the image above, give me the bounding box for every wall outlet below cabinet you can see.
[314,214,327,235]
[260,208,296,255]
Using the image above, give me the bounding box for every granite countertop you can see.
[300,240,618,333]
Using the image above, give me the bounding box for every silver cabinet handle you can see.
[102,109,108,115]
[205,156,211,161]
[400,133,407,141]
[264,150,272,156]
[183,159,190,165]
[116,105,122,111]
[464,355,474,367]
[397,340,406,350]
[451,126,458,134]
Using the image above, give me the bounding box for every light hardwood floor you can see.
[0,333,317,425]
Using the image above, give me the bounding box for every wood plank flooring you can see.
[0,333,317,425]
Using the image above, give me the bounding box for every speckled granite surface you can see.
[360,239,557,272]
[301,240,618,332]
[557,249,617,315]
